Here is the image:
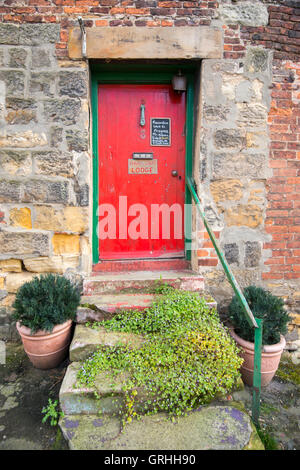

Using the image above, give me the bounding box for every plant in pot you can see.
[228,285,290,387]
[13,273,81,370]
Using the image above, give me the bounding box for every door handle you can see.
[140,103,145,127]
[171,170,178,177]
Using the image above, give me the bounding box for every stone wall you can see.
[0,22,90,338]
[0,0,299,342]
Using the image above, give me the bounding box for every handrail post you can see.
[252,317,263,428]
[186,176,263,428]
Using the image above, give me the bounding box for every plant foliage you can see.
[228,285,290,345]
[13,274,81,333]
[77,289,243,421]
[42,398,64,427]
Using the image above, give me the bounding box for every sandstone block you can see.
[0,70,25,96]
[22,179,69,204]
[9,207,32,229]
[237,103,267,126]
[0,231,49,257]
[225,205,263,228]
[23,255,79,274]
[0,24,19,45]
[49,126,63,148]
[214,129,246,150]
[0,179,22,203]
[212,153,266,180]
[52,234,80,255]
[58,71,87,98]
[0,131,47,148]
[245,47,270,75]
[19,24,60,46]
[0,259,22,273]
[210,180,243,203]
[246,131,268,150]
[5,272,37,293]
[29,72,56,98]
[6,97,37,125]
[69,26,222,60]
[44,99,81,126]
[219,2,268,26]
[0,150,32,176]
[33,151,74,178]
[224,243,239,265]
[8,48,28,69]
[31,48,52,69]
[75,184,89,207]
[244,241,261,268]
[34,206,88,234]
[203,105,230,122]
[65,129,89,151]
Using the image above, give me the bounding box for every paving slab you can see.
[59,406,264,450]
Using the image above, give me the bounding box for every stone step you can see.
[83,270,205,295]
[59,362,152,417]
[59,362,125,416]
[77,292,217,324]
[69,324,145,362]
[59,407,264,450]
[93,258,190,272]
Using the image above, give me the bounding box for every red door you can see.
[97,84,186,260]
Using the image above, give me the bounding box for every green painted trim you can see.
[91,76,99,264]
[185,76,194,261]
[252,318,263,428]
[91,66,195,264]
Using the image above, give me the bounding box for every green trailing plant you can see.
[77,289,243,422]
[42,398,64,427]
[228,285,290,345]
[12,273,81,334]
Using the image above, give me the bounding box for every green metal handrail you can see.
[186,176,263,427]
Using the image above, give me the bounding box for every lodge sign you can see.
[128,159,158,174]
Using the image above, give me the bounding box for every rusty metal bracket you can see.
[78,16,87,59]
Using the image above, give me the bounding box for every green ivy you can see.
[77,289,243,422]
[12,274,81,333]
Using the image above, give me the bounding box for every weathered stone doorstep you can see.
[69,324,145,362]
[77,292,217,323]
[60,361,154,417]
[83,270,205,295]
[59,406,264,450]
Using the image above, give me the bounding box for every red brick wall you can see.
[263,60,300,282]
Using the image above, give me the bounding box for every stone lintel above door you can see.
[68,26,223,60]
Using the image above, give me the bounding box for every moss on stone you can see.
[276,356,300,386]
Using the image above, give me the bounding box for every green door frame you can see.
[91,63,195,265]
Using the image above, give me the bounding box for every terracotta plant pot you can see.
[16,320,73,370]
[229,328,286,387]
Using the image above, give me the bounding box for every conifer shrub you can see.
[12,273,81,333]
[228,285,290,345]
